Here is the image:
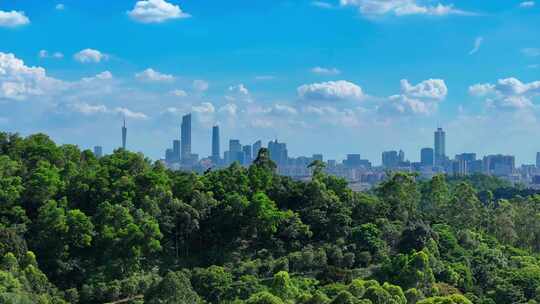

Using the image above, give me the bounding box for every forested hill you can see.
[2,133,540,304]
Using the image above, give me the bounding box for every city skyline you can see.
[0,1,539,164]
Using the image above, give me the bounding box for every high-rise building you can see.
[243,145,252,165]
[173,140,181,162]
[483,155,515,176]
[227,139,244,164]
[94,146,103,158]
[212,125,220,163]
[253,140,262,160]
[434,127,446,166]
[398,150,405,162]
[420,148,434,167]
[181,114,192,162]
[268,140,288,166]
[382,151,399,168]
[537,152,540,169]
[456,153,476,163]
[121,118,127,150]
[312,154,323,162]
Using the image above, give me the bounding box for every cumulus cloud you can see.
[193,80,209,92]
[303,105,361,127]
[0,10,30,27]
[298,80,365,101]
[74,49,108,63]
[311,66,341,75]
[522,48,540,57]
[135,68,174,82]
[219,103,238,116]
[520,1,535,8]
[469,37,483,55]
[127,0,190,23]
[192,102,215,114]
[400,79,448,100]
[339,0,475,17]
[0,52,64,101]
[81,71,113,82]
[170,89,187,97]
[39,50,64,59]
[469,77,540,111]
[68,103,148,119]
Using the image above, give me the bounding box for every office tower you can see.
[382,151,399,168]
[243,145,252,165]
[173,140,181,162]
[312,154,323,162]
[94,146,103,158]
[537,152,540,169]
[452,159,468,176]
[253,140,262,160]
[121,118,127,150]
[420,148,434,167]
[212,125,220,163]
[456,153,476,162]
[165,148,174,163]
[483,155,515,176]
[228,139,243,164]
[344,154,362,167]
[181,114,192,162]
[434,127,446,166]
[268,140,288,166]
[398,150,405,162]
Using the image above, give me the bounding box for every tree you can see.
[145,271,201,304]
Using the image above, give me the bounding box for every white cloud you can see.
[520,1,535,8]
[81,71,113,82]
[469,36,483,55]
[192,102,215,114]
[400,79,448,100]
[0,10,30,27]
[0,52,64,101]
[70,103,108,115]
[469,77,540,111]
[135,68,174,82]
[193,79,209,92]
[339,0,475,17]
[115,107,148,119]
[228,84,249,96]
[381,94,433,115]
[219,103,238,116]
[311,66,341,75]
[74,49,108,63]
[298,80,365,101]
[170,89,187,97]
[39,50,64,59]
[522,48,540,57]
[272,104,298,116]
[469,83,495,96]
[303,105,361,127]
[312,1,335,9]
[55,4,65,10]
[127,0,190,23]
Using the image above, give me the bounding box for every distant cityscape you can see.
[92,113,540,191]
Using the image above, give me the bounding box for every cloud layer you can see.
[128,0,190,23]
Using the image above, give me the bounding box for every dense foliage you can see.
[2,133,540,303]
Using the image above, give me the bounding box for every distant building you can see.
[312,154,323,162]
[243,145,252,165]
[456,153,476,163]
[212,126,220,164]
[253,140,262,160]
[181,114,192,163]
[268,140,288,166]
[537,152,540,169]
[121,119,127,150]
[398,150,405,163]
[94,146,103,158]
[434,127,446,166]
[483,155,515,176]
[228,139,244,164]
[382,151,399,168]
[420,148,434,167]
[172,140,181,162]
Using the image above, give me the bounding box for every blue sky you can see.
[0,0,539,165]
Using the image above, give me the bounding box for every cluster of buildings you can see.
[93,115,540,191]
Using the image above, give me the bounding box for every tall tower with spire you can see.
[122,118,127,150]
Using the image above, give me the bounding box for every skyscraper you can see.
[243,145,252,165]
[181,114,192,162]
[212,125,220,163]
[94,146,103,158]
[420,148,434,167]
[252,140,262,160]
[268,140,288,166]
[434,127,446,166]
[173,140,181,162]
[382,151,399,168]
[121,118,127,150]
[228,139,243,164]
